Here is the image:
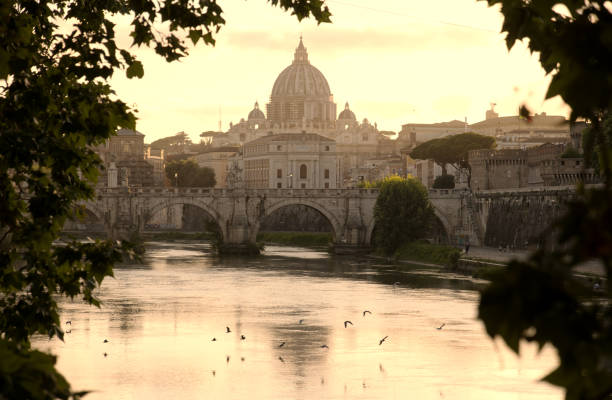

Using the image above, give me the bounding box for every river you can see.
[33,241,562,399]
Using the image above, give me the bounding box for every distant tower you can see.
[486,103,498,120]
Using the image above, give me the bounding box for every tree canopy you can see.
[477,1,612,399]
[150,131,193,151]
[410,132,495,175]
[0,0,330,398]
[372,176,435,255]
[165,160,216,187]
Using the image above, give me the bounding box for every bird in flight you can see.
[212,337,216,341]
[278,356,285,363]
[379,336,389,345]
[362,310,372,317]
[436,323,445,330]
[279,342,285,348]
[240,335,246,340]
[212,370,216,377]
[226,355,230,363]
[344,320,353,328]
[103,352,108,357]
[320,344,329,349]
[103,339,109,343]
[65,321,71,325]
[226,326,231,333]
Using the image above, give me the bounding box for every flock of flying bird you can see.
[208,309,445,351]
[66,309,446,362]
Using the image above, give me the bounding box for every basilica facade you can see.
[204,38,412,187]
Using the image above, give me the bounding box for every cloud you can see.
[225,27,497,54]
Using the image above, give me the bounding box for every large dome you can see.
[270,38,331,98]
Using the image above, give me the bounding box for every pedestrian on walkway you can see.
[465,241,470,255]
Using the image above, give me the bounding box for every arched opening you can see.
[254,202,340,246]
[300,164,307,179]
[429,216,450,245]
[63,207,105,233]
[144,201,224,241]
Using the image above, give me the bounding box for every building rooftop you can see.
[117,128,144,136]
[246,133,335,145]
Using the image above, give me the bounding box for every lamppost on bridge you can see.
[288,173,293,189]
[174,172,178,188]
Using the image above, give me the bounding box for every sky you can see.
[108,0,571,143]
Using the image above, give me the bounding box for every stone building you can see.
[404,158,443,188]
[242,133,338,189]
[146,147,165,186]
[469,149,528,190]
[95,128,154,187]
[202,38,406,184]
[191,146,240,188]
[469,110,568,137]
[399,120,466,142]
[469,141,599,190]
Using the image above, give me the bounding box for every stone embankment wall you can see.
[475,188,575,249]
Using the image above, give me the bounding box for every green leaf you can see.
[126,60,144,79]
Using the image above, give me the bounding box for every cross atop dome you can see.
[293,36,309,64]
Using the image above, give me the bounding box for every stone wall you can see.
[476,189,574,249]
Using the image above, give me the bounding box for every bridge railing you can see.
[95,186,380,197]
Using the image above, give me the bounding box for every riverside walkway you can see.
[463,246,605,277]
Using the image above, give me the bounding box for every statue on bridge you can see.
[226,161,244,189]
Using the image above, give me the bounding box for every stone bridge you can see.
[83,187,382,253]
[78,186,575,252]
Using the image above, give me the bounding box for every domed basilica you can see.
[206,38,412,185]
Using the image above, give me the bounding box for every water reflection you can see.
[32,241,561,400]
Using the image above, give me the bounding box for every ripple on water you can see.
[33,241,562,400]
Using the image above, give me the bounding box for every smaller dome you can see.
[338,102,356,120]
[248,101,265,120]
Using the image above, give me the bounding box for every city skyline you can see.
[108,0,571,143]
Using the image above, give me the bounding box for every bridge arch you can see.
[75,202,105,223]
[432,208,451,243]
[364,206,452,245]
[250,198,343,243]
[144,198,227,240]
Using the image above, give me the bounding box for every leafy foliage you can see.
[373,176,435,255]
[432,174,455,189]
[0,0,330,398]
[165,160,216,187]
[478,1,612,398]
[150,132,193,151]
[410,132,495,176]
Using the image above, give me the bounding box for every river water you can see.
[34,241,562,400]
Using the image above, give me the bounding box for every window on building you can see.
[324,182,329,188]
[277,169,282,178]
[277,182,282,188]
[277,145,282,151]
[324,169,330,179]
[300,164,307,179]
[301,183,306,188]
[325,145,330,151]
